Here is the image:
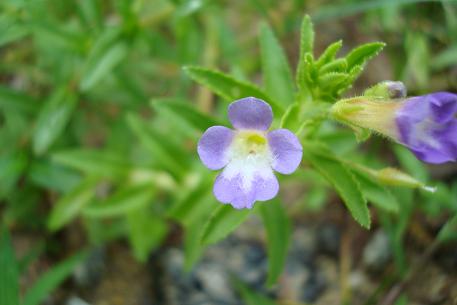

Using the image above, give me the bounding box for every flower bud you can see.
[377,168,435,192]
[331,92,457,164]
[364,81,407,99]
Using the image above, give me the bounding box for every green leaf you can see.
[345,42,385,69]
[28,160,81,193]
[392,145,428,182]
[259,200,291,286]
[80,28,128,91]
[280,102,328,134]
[52,149,130,178]
[184,219,207,271]
[152,99,223,133]
[81,42,128,91]
[167,174,218,270]
[32,22,84,52]
[0,227,19,305]
[316,40,343,67]
[168,174,216,227]
[201,205,251,245]
[296,15,314,92]
[83,184,155,218]
[352,170,399,212]
[280,103,301,131]
[32,88,77,155]
[302,142,370,228]
[23,251,87,305]
[0,16,29,47]
[126,113,188,177]
[76,0,102,32]
[319,58,348,73]
[0,150,28,198]
[127,206,167,262]
[234,279,279,305]
[259,23,294,106]
[404,31,429,89]
[183,66,283,114]
[318,72,349,88]
[299,15,314,55]
[47,178,98,231]
[437,214,457,243]
[432,44,457,70]
[0,86,39,113]
[312,0,432,22]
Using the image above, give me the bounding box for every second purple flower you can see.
[331,91,457,164]
[197,97,303,209]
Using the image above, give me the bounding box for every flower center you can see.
[223,130,273,191]
[233,131,268,156]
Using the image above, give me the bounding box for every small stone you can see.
[291,226,316,264]
[302,266,326,303]
[316,224,341,257]
[362,230,392,272]
[73,246,105,288]
[279,259,310,300]
[66,296,91,305]
[193,262,236,302]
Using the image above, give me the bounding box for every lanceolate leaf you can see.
[23,251,88,305]
[316,40,343,67]
[80,28,128,91]
[296,15,314,91]
[33,88,77,155]
[234,279,279,305]
[152,99,223,133]
[319,58,347,74]
[47,178,98,231]
[83,184,155,218]
[302,142,370,228]
[0,86,39,114]
[127,206,167,262]
[183,66,283,114]
[318,72,349,88]
[80,42,128,91]
[51,149,130,178]
[437,214,457,243]
[259,200,291,286]
[259,23,295,106]
[201,205,251,245]
[352,170,399,212]
[299,15,314,55]
[126,113,188,178]
[167,173,216,227]
[345,42,385,69]
[0,227,19,305]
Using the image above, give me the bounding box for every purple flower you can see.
[331,91,457,164]
[396,92,457,164]
[197,97,303,209]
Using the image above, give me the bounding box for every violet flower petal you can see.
[429,92,457,123]
[213,172,279,209]
[228,97,273,131]
[396,92,457,164]
[268,129,303,174]
[197,126,234,170]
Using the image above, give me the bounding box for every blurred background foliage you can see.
[1,0,457,304]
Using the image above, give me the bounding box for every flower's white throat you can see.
[222,130,274,191]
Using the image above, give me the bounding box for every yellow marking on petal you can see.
[231,131,270,157]
[247,134,266,145]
